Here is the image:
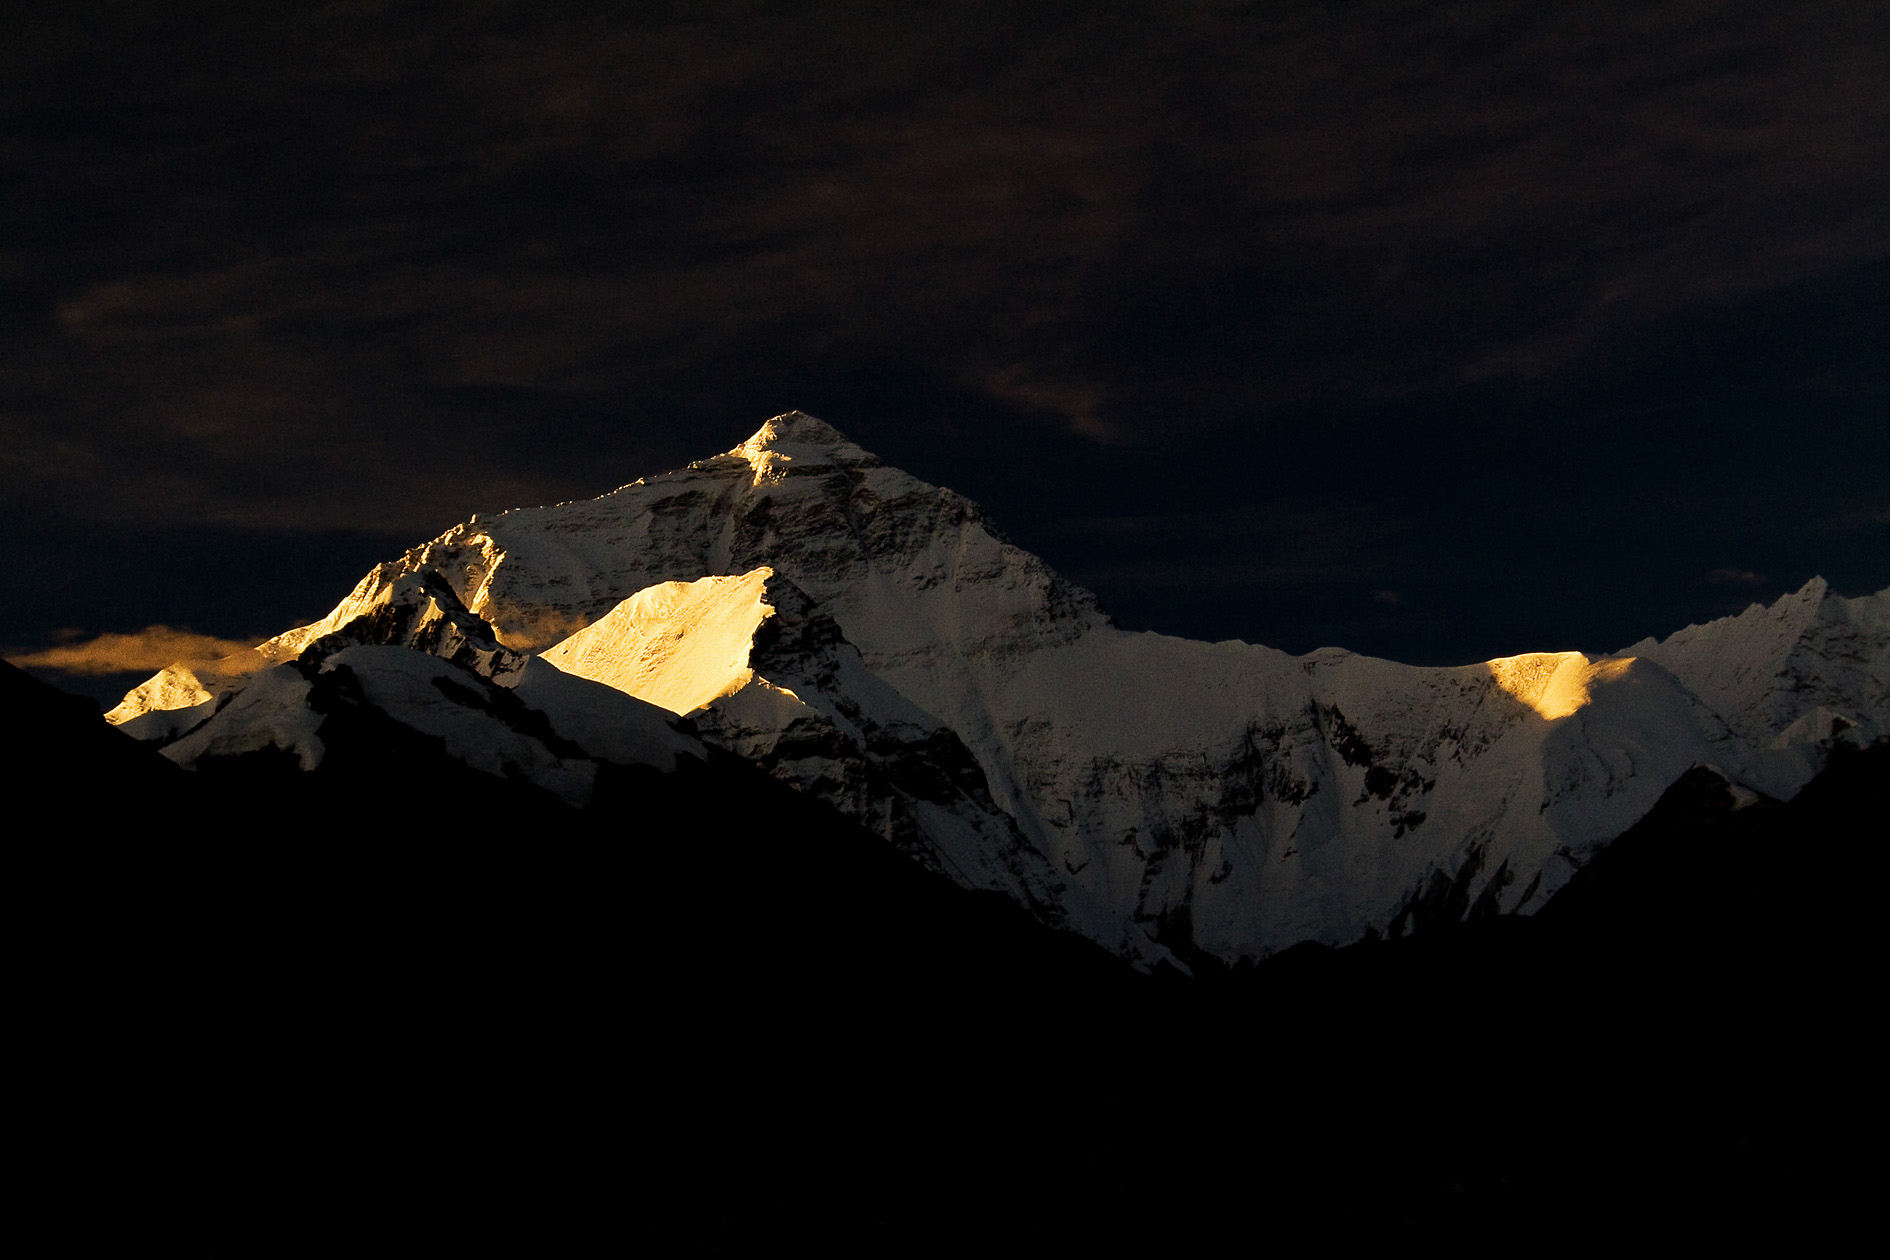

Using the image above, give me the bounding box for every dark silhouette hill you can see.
[7,662,1880,1254]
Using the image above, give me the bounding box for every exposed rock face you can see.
[686,572,1130,955]
[109,411,1890,964]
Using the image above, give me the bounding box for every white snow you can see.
[112,693,219,742]
[539,567,775,715]
[151,645,701,805]
[325,645,599,803]
[1486,651,1635,720]
[162,663,325,772]
[510,656,703,772]
[107,660,244,728]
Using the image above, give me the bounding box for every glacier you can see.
[109,411,1890,965]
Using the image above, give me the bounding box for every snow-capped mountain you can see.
[108,411,1890,964]
[111,567,701,803]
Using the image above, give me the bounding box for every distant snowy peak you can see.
[101,411,1890,965]
[386,410,1106,661]
[110,562,702,792]
[1625,576,1889,765]
[728,411,881,484]
[107,564,530,738]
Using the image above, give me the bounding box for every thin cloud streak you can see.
[10,626,263,677]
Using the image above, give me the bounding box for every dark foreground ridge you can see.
[8,659,1882,1254]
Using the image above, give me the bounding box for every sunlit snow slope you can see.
[110,412,1890,963]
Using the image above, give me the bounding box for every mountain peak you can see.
[728,411,878,485]
[739,409,855,449]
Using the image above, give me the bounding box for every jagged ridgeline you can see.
[106,411,1890,966]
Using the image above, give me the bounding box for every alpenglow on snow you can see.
[110,412,1890,966]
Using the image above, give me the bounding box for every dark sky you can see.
[7,1,1888,705]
